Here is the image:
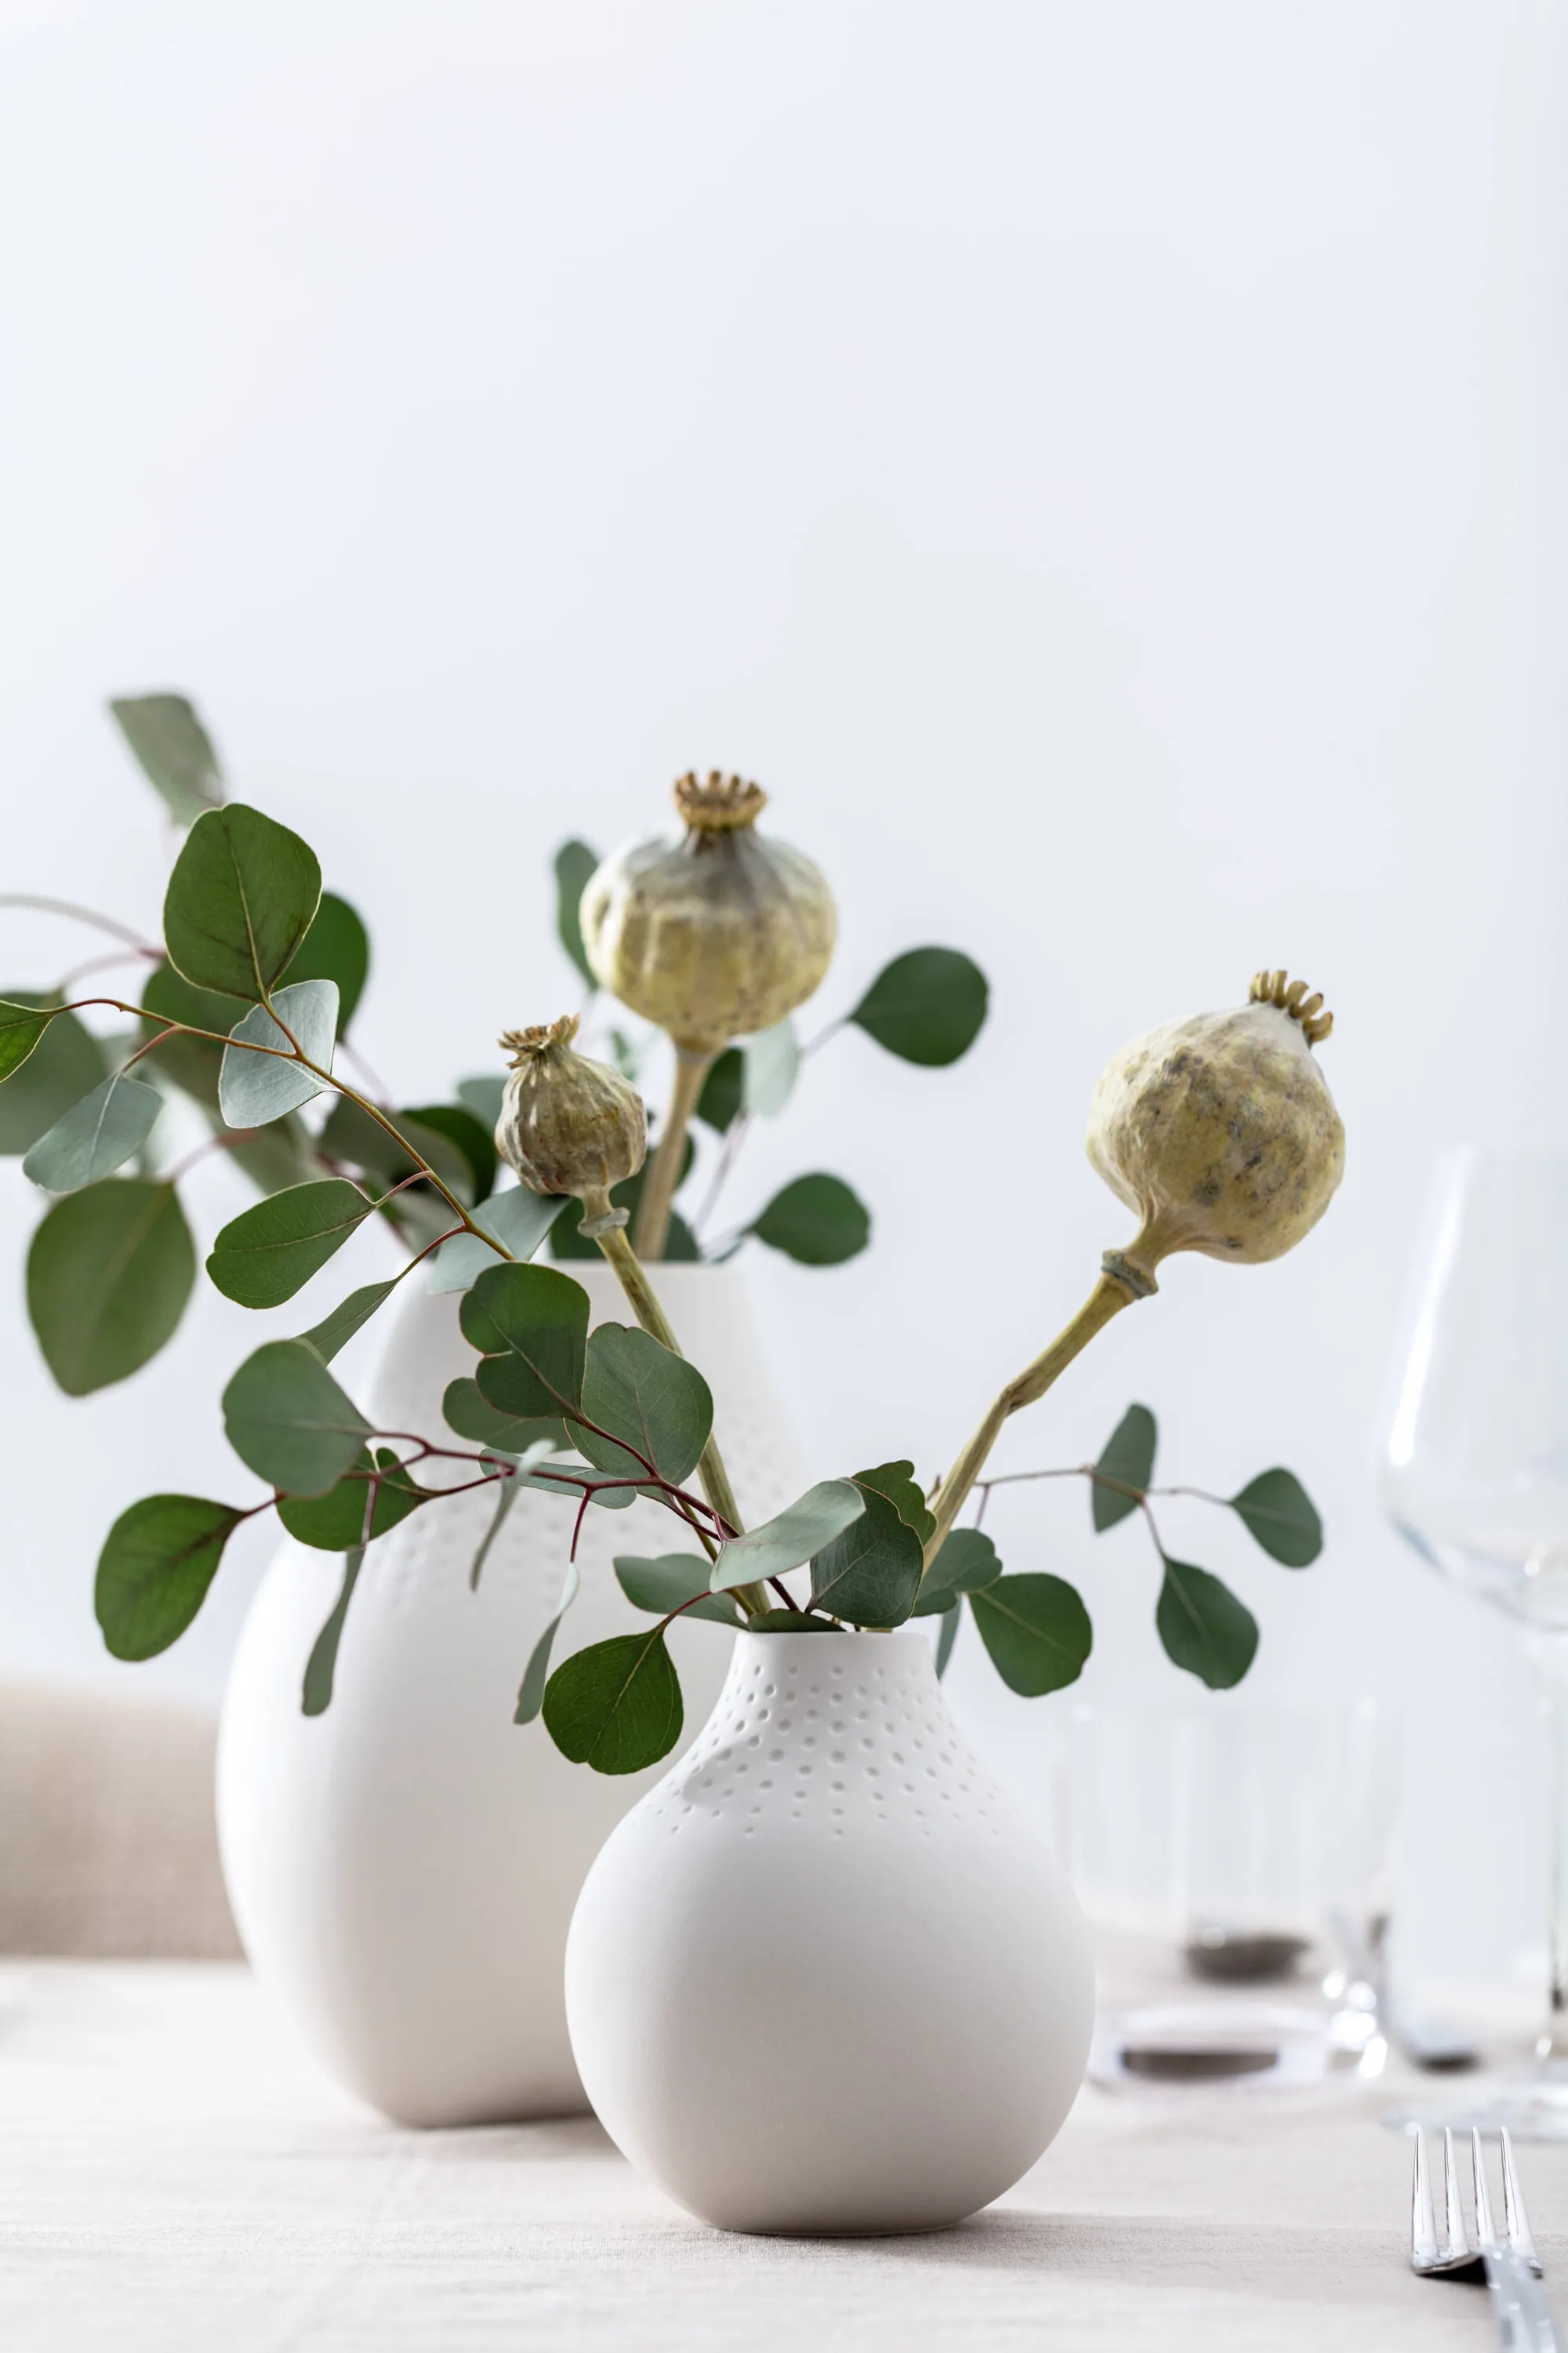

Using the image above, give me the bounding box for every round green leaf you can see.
[1156,1560,1259,1689]
[0,997,106,1152]
[808,1484,923,1628]
[1091,1403,1157,1532]
[970,1573,1092,1696]
[750,1173,869,1265]
[108,693,223,825]
[428,1189,568,1293]
[208,1178,375,1309]
[96,1493,243,1660]
[1229,1469,1323,1567]
[578,1324,714,1486]
[222,1338,372,1498]
[162,803,321,1002]
[614,1554,742,1627]
[554,840,600,987]
[463,1262,589,1421]
[218,980,337,1128]
[281,891,369,1030]
[22,1070,162,1193]
[912,1527,1002,1616]
[441,1376,568,1457]
[27,1179,195,1396]
[850,946,989,1066]
[542,1630,684,1774]
[712,1480,866,1590]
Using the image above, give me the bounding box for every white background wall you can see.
[2,0,1565,1982]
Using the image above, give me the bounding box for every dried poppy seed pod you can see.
[579,772,837,1056]
[1087,973,1345,1292]
[495,1016,646,1231]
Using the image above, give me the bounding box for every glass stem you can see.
[1529,1628,1568,2072]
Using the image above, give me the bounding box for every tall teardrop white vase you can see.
[216,1262,807,2128]
[565,1628,1095,2235]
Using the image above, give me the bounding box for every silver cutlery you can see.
[1410,2124,1559,2347]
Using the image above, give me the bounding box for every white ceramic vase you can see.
[565,1626,1094,2235]
[216,1261,807,2127]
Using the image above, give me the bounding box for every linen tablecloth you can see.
[3,1962,1563,2350]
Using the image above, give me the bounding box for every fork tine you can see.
[1471,2129,1499,2251]
[1443,2127,1472,2260]
[1500,2129,1544,2276]
[1412,2130,1441,2268]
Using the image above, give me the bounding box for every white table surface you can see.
[3,1962,1565,2351]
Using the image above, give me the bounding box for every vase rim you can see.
[731,1625,932,1654]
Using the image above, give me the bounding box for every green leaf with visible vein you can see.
[0,997,105,1151]
[208,1178,374,1307]
[297,1280,401,1363]
[1155,1560,1258,1689]
[427,1186,567,1293]
[23,1071,162,1193]
[853,1459,935,1548]
[0,996,55,1084]
[615,1555,743,1627]
[576,1324,713,1487]
[222,1338,371,1497]
[1091,1403,1156,1532]
[218,979,337,1127]
[911,1527,1002,1617]
[970,1573,1092,1695]
[464,1262,589,1421]
[95,1494,244,1659]
[162,803,321,1001]
[1229,1469,1323,1567]
[543,1629,684,1773]
[711,1480,866,1592]
[27,1179,195,1395]
[808,1484,924,1627]
[441,1377,569,1457]
[281,892,369,1029]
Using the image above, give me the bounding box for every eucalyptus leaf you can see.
[0,998,105,1152]
[163,803,321,1002]
[298,1280,400,1363]
[850,946,988,1066]
[1229,1469,1323,1567]
[95,1493,243,1660]
[911,1527,1003,1616]
[277,1447,427,1551]
[515,1564,582,1723]
[711,1480,866,1592]
[750,1173,869,1266]
[401,1102,495,1204]
[464,1262,589,1421]
[742,1020,798,1117]
[316,1095,475,1207]
[109,692,223,824]
[854,1459,935,1548]
[222,1338,372,1497]
[457,1073,505,1129]
[302,1547,364,1716]
[554,840,600,987]
[970,1573,1092,1696]
[468,1464,522,1592]
[1091,1403,1157,1532]
[577,1324,713,1487]
[136,960,239,1110]
[207,1178,373,1308]
[427,1187,567,1293]
[218,979,338,1127]
[22,1070,162,1193]
[542,1629,684,1774]
[934,1601,960,1678]
[281,892,369,1029]
[441,1376,569,1457]
[27,1178,195,1395]
[1156,1559,1259,1689]
[746,1610,837,1631]
[808,1484,924,1628]
[615,1555,743,1627]
[695,1048,744,1134]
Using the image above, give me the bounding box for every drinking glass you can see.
[1383,1145,1568,2133]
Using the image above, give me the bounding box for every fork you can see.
[1410,2124,1559,2348]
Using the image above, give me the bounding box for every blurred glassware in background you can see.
[1383,1145,1568,2134]
[1049,1700,1399,2090]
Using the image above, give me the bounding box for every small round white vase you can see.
[216,1261,807,2127]
[565,1627,1094,2235]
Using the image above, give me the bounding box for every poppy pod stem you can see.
[585,1189,768,1619]
[633,1049,712,1262]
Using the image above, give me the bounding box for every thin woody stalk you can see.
[633,1050,711,1261]
[588,1202,770,1621]
[922,1269,1143,1570]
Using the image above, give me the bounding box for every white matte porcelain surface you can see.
[216,1261,805,2127]
[565,1628,1094,2235]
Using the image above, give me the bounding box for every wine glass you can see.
[1383,1145,1568,2133]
